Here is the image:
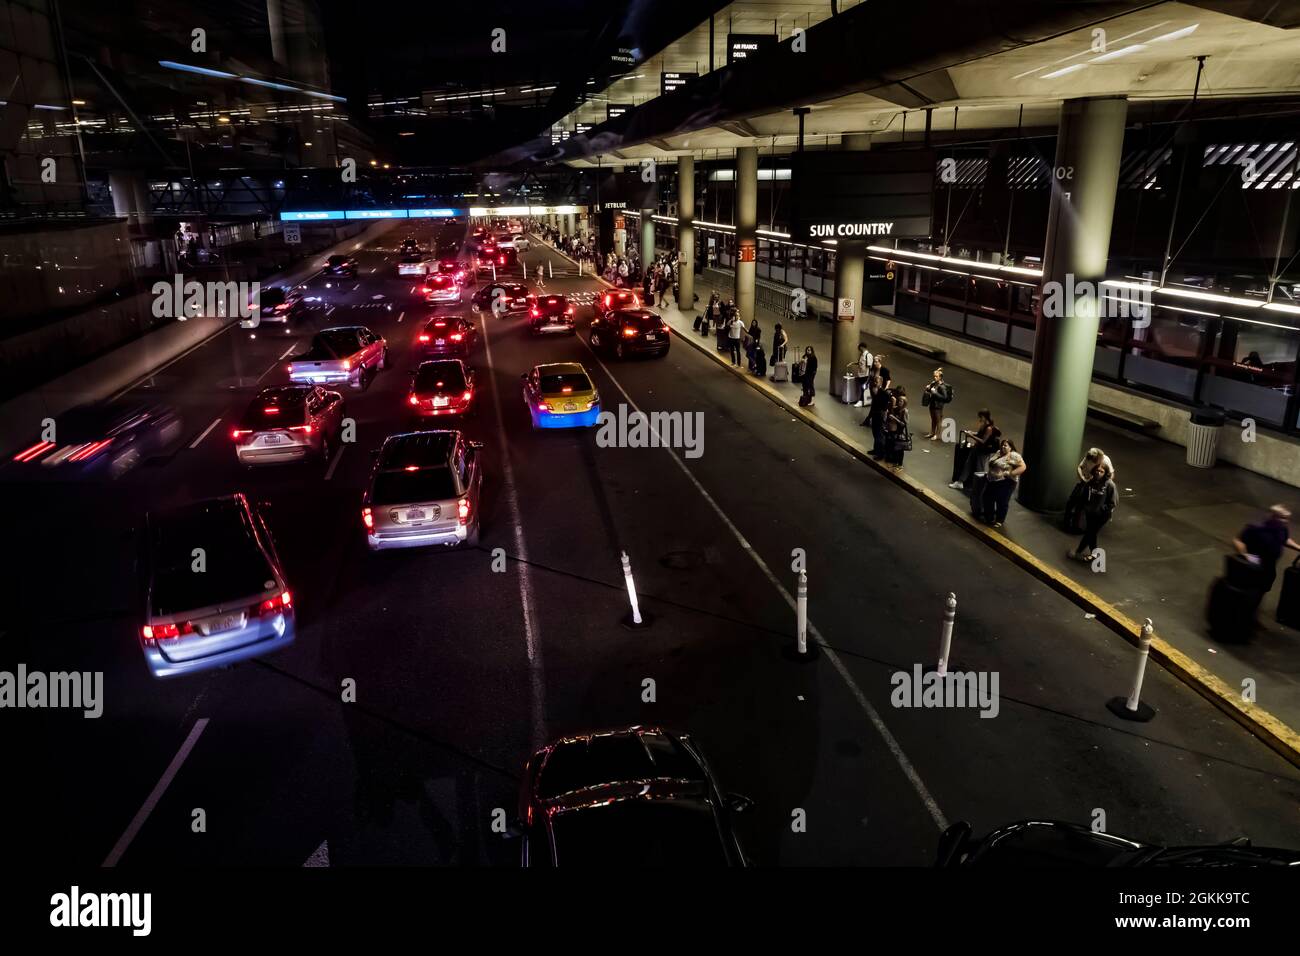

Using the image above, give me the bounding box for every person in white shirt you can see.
[727,313,745,366]
[852,344,874,406]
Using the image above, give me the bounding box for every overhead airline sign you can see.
[727,34,776,65]
[789,150,935,244]
[607,103,632,121]
[660,71,697,95]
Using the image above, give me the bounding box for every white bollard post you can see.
[937,592,957,675]
[796,571,808,655]
[548,259,553,279]
[1107,618,1157,722]
[491,263,496,283]
[621,551,644,626]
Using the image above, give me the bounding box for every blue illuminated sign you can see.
[407,208,461,218]
[280,210,346,221]
[345,209,407,220]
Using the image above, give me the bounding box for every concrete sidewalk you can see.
[653,273,1300,766]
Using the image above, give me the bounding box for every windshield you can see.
[372,468,458,505]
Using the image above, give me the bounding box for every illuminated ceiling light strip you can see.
[158,60,238,79]
[1040,63,1086,79]
[1090,44,1146,63]
[870,245,1043,278]
[1148,24,1198,43]
[241,77,299,93]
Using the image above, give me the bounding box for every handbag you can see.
[891,429,913,452]
[921,390,932,407]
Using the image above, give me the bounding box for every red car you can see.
[416,315,477,356]
[408,359,475,418]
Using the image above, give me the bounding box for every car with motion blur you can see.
[322,254,358,278]
[493,232,518,250]
[528,293,576,335]
[416,314,476,357]
[250,284,308,324]
[287,325,388,389]
[589,307,670,360]
[592,288,641,322]
[434,249,466,282]
[476,245,518,275]
[9,401,183,480]
[362,430,483,550]
[232,384,346,466]
[522,362,601,429]
[935,819,1300,868]
[517,726,751,867]
[398,236,421,256]
[138,494,294,679]
[397,251,431,277]
[408,359,476,418]
[422,272,462,305]
[471,281,531,317]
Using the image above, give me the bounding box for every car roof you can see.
[151,493,251,529]
[531,726,705,807]
[253,384,313,405]
[424,313,468,324]
[534,362,586,376]
[618,308,658,320]
[378,431,457,470]
[318,325,367,334]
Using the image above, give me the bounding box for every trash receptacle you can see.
[1186,407,1225,468]
[841,372,856,404]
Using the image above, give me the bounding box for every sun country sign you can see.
[808,222,898,238]
[790,150,935,244]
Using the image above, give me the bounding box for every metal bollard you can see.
[937,593,957,676]
[548,260,553,279]
[1107,618,1157,722]
[620,551,651,628]
[796,571,808,655]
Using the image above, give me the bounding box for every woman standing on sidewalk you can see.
[922,368,953,440]
[800,346,819,406]
[949,409,1000,491]
[1070,465,1118,562]
[771,323,787,364]
[884,387,911,467]
[980,439,1027,528]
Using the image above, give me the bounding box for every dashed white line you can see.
[324,444,346,480]
[103,718,209,867]
[278,344,297,361]
[480,312,546,747]
[189,417,223,449]
[397,311,405,323]
[580,339,949,831]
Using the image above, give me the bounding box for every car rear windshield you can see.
[328,256,348,265]
[414,364,466,391]
[549,799,728,866]
[621,313,662,329]
[150,509,274,615]
[540,372,591,393]
[259,288,287,307]
[315,330,361,356]
[539,297,568,310]
[372,468,458,505]
[241,402,306,429]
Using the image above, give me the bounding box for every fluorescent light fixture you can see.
[241,77,299,93]
[158,60,238,80]
[1149,24,1198,43]
[869,245,1044,278]
[1041,63,1086,80]
[1090,44,1146,63]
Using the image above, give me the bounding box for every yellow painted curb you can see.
[670,311,1300,770]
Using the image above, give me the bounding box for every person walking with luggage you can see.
[979,439,1027,528]
[1232,505,1300,595]
[883,387,911,468]
[800,346,819,406]
[727,311,745,366]
[1064,448,1116,533]
[922,368,954,440]
[949,409,1000,490]
[1069,465,1117,562]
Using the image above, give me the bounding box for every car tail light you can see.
[256,591,292,616]
[622,327,638,337]
[422,286,431,294]
[457,497,470,525]
[450,333,463,342]
[67,439,113,463]
[498,256,505,265]
[141,621,192,645]
[537,402,551,412]
[461,390,472,402]
[343,359,352,370]
[561,386,573,393]
[290,424,313,434]
[231,428,253,441]
[566,306,575,315]
[417,333,430,342]
[263,406,280,415]
[530,307,539,317]
[362,507,374,530]
[409,394,420,406]
[13,441,55,462]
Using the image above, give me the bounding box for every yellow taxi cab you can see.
[521,362,601,429]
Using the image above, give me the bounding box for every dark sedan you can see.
[415,314,477,357]
[517,726,751,867]
[589,307,670,359]
[322,254,358,278]
[471,282,532,318]
[10,401,184,479]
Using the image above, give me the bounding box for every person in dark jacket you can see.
[1070,466,1118,562]
[883,387,910,467]
[949,409,1000,490]
[922,368,953,440]
[1233,505,1300,593]
[771,323,788,364]
[865,376,891,457]
[800,346,819,406]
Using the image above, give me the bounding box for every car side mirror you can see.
[725,793,754,815]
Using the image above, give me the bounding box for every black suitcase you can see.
[754,351,767,377]
[1278,555,1300,630]
[1208,576,1263,643]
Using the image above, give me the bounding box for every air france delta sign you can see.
[790,149,935,244]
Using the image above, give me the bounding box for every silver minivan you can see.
[362,431,483,550]
[139,495,295,678]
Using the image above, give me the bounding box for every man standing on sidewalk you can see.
[728,311,745,366]
[1233,505,1300,594]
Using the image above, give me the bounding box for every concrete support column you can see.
[734,146,758,322]
[677,155,695,310]
[830,242,866,396]
[109,170,153,225]
[566,212,576,235]
[641,210,656,273]
[1019,96,1128,512]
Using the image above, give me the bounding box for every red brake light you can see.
[13,441,55,462]
[457,497,470,525]
[530,307,539,317]
[231,428,252,441]
[561,386,573,393]
[409,394,420,405]
[622,327,638,337]
[461,390,472,402]
[263,406,280,414]
[537,402,551,412]
[290,424,312,434]
[566,306,574,315]
[450,333,463,342]
[140,621,192,645]
[434,320,446,327]
[256,592,292,616]
[362,507,374,530]
[418,333,430,342]
[343,359,352,370]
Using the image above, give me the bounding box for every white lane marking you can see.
[255,357,282,384]
[369,267,376,273]
[278,344,297,361]
[326,305,336,317]
[580,340,949,831]
[480,312,546,747]
[351,283,359,292]
[397,311,405,323]
[103,718,209,867]
[324,443,345,480]
[189,417,222,449]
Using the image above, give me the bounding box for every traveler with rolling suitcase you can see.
[1278,554,1300,630]
[1208,553,1269,643]
[798,346,819,406]
[752,342,767,377]
[1232,503,1300,604]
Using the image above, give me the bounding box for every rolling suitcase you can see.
[1278,555,1300,630]
[753,349,767,377]
[771,360,789,383]
[791,357,805,384]
[1208,554,1266,643]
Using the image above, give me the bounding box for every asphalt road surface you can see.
[4,225,1297,867]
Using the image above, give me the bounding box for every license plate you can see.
[645,333,657,341]
[433,397,449,407]
[564,402,577,412]
[406,508,426,521]
[208,614,242,634]
[263,433,284,444]
[435,338,445,345]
